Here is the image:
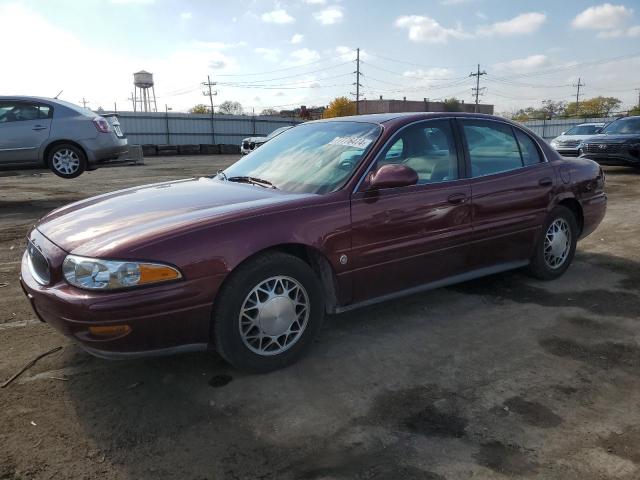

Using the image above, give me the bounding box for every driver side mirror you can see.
[368,164,418,190]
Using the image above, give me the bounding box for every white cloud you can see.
[314,7,344,25]
[109,0,154,3]
[291,34,304,44]
[403,67,454,79]
[190,40,247,50]
[180,12,192,20]
[572,3,632,30]
[254,47,280,62]
[598,24,640,37]
[287,48,321,66]
[395,15,471,43]
[477,12,546,36]
[261,9,295,24]
[335,46,368,61]
[493,54,549,72]
[305,0,326,4]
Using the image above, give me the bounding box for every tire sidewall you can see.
[213,253,325,372]
[48,144,87,179]
[531,206,578,280]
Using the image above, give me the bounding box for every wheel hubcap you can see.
[544,218,571,269]
[239,276,309,356]
[52,149,80,175]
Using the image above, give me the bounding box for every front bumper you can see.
[580,150,640,167]
[20,229,223,359]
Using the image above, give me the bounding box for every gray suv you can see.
[0,96,128,178]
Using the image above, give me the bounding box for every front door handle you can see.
[32,125,47,131]
[447,193,467,205]
[538,177,553,187]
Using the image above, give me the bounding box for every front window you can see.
[222,121,381,194]
[565,125,602,135]
[601,117,640,135]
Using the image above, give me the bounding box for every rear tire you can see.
[527,206,578,280]
[47,144,87,179]
[212,252,325,373]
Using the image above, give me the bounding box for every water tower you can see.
[133,70,157,112]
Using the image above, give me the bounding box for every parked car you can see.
[20,113,606,372]
[578,116,640,169]
[0,96,127,178]
[240,125,293,155]
[549,122,605,157]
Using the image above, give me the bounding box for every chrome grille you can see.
[27,240,50,285]
[584,143,623,153]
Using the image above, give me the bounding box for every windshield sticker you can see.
[329,136,372,149]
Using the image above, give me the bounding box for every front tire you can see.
[212,252,325,372]
[47,144,87,179]
[527,206,578,280]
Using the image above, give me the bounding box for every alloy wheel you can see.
[544,218,571,269]
[238,276,310,356]
[52,149,80,175]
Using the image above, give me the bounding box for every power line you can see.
[79,97,89,108]
[469,64,487,113]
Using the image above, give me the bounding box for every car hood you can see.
[582,134,640,144]
[242,136,267,143]
[552,134,594,142]
[36,177,310,256]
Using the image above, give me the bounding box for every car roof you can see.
[312,112,508,125]
[0,96,90,113]
[576,122,605,126]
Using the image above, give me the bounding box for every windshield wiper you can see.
[227,176,277,189]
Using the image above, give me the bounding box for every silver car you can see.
[0,96,128,178]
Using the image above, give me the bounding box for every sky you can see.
[2,0,640,115]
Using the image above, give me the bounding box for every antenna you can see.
[54,90,63,99]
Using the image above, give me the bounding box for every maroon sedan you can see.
[20,113,607,371]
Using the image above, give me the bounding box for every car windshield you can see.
[223,121,381,194]
[267,126,291,138]
[601,117,640,135]
[565,125,602,135]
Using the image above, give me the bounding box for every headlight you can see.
[62,255,182,290]
[550,140,558,149]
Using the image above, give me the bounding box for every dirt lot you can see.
[1,157,639,480]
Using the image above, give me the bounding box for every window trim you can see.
[354,117,463,193]
[455,117,548,180]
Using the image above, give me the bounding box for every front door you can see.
[457,119,555,269]
[350,119,472,302]
[0,101,52,165]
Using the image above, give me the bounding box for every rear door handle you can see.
[447,193,467,205]
[32,125,47,131]
[538,177,553,187]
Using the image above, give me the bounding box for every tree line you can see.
[509,97,640,121]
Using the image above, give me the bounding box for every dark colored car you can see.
[578,116,640,168]
[20,113,607,372]
[241,125,293,155]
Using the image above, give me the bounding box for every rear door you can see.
[350,119,472,302]
[0,101,52,164]
[457,119,554,269]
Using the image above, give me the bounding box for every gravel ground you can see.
[0,157,639,480]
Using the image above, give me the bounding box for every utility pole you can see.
[79,97,89,109]
[469,64,487,113]
[202,75,217,143]
[351,48,363,115]
[165,104,172,144]
[573,77,585,117]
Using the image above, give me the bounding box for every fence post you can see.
[542,118,546,139]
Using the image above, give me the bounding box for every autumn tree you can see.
[218,101,244,115]
[322,97,356,118]
[565,96,622,117]
[189,104,210,114]
[443,98,462,112]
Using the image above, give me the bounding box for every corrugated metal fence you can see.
[520,117,615,140]
[115,111,301,146]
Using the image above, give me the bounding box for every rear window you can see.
[462,121,522,177]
